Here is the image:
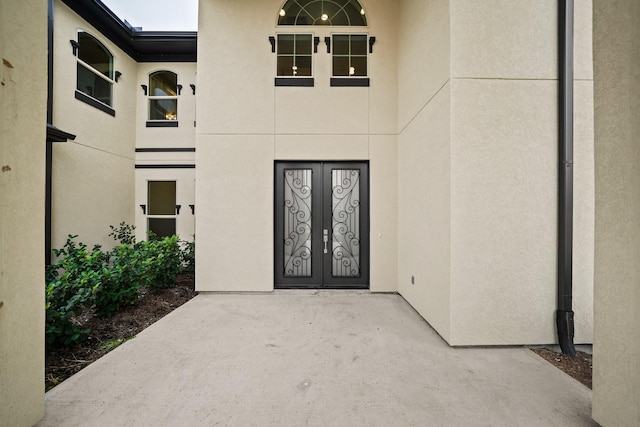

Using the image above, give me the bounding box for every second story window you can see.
[75,31,115,114]
[274,34,314,87]
[330,34,370,87]
[332,34,367,77]
[148,71,178,126]
[277,34,312,77]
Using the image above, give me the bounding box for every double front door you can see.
[275,162,369,289]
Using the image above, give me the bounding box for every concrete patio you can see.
[37,291,595,426]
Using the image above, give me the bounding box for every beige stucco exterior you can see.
[10,0,639,422]
[134,167,196,242]
[397,0,452,341]
[592,1,640,425]
[196,0,399,293]
[134,62,196,242]
[400,0,594,346]
[447,0,593,345]
[0,0,47,424]
[51,0,136,251]
[135,62,197,149]
[196,0,594,346]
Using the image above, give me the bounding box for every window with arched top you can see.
[75,31,115,113]
[273,0,372,87]
[148,71,178,125]
[278,0,367,26]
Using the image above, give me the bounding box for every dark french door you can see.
[275,162,369,289]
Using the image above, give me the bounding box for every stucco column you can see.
[592,1,640,425]
[0,0,48,424]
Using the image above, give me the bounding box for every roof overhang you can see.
[46,124,76,142]
[60,0,197,62]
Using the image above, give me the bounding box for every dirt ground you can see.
[45,277,592,391]
[531,347,592,389]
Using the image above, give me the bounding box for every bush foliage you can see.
[45,223,195,348]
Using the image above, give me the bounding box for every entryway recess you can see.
[275,162,369,289]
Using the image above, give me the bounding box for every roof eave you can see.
[60,0,197,62]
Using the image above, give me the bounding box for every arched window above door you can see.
[278,0,367,26]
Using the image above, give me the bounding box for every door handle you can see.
[323,229,329,254]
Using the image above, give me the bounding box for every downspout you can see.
[557,0,576,356]
[46,0,55,265]
[46,0,75,265]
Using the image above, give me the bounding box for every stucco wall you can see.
[397,0,452,341]
[51,0,135,252]
[134,62,196,242]
[195,0,593,347]
[397,0,594,346]
[446,0,593,345]
[196,0,399,292]
[0,0,46,424]
[134,168,196,242]
[135,62,197,149]
[592,1,640,425]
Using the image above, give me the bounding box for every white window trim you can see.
[147,96,179,122]
[331,33,369,78]
[275,32,315,78]
[147,71,179,122]
[75,31,115,110]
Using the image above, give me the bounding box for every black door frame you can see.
[274,161,369,289]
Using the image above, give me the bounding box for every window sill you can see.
[75,90,115,116]
[146,121,179,128]
[330,78,370,87]
[275,77,314,87]
[135,164,195,169]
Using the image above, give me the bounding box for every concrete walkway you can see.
[37,292,595,426]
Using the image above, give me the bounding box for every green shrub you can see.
[92,243,144,318]
[46,224,194,347]
[108,221,136,245]
[146,235,183,291]
[45,236,105,347]
[180,237,195,272]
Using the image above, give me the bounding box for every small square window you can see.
[351,36,368,56]
[332,56,350,76]
[275,34,314,86]
[148,181,176,215]
[277,34,313,77]
[332,34,368,77]
[350,56,367,76]
[278,35,295,55]
[148,218,176,239]
[149,99,178,121]
[333,35,350,55]
[296,37,312,55]
[331,34,369,87]
[277,55,295,76]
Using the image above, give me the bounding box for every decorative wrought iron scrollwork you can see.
[283,169,313,277]
[332,169,360,277]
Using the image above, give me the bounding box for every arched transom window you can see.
[278,0,367,26]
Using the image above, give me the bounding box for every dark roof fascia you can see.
[60,0,197,63]
[47,124,76,142]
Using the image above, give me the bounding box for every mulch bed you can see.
[531,347,592,389]
[45,272,196,391]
